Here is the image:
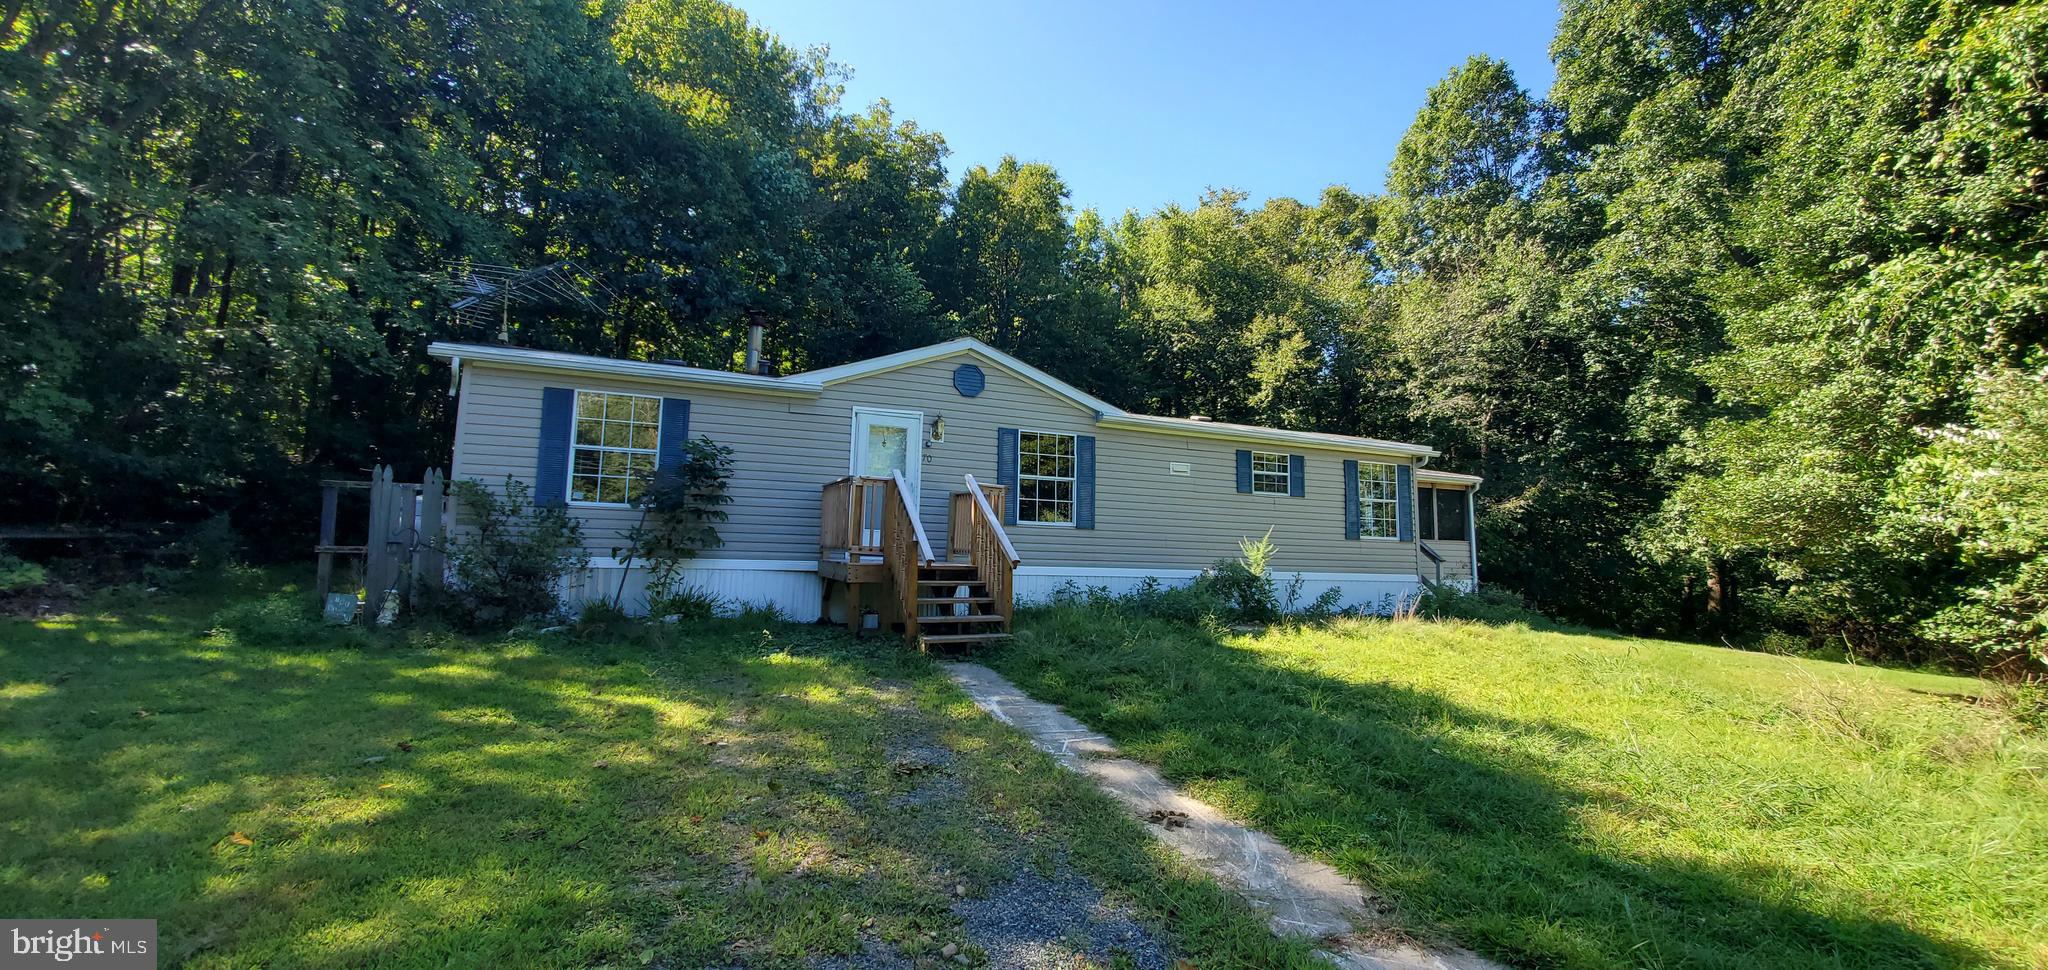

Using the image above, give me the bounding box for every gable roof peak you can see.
[792,336,1124,417]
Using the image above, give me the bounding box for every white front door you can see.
[851,409,922,546]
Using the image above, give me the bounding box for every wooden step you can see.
[918,632,1013,646]
[921,562,980,572]
[917,577,985,587]
[917,595,994,606]
[917,613,1003,625]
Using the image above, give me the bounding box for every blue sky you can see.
[736,1,1564,216]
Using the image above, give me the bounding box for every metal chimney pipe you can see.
[744,310,767,375]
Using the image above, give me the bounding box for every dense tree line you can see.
[3,0,2041,667]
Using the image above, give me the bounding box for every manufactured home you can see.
[428,331,1480,647]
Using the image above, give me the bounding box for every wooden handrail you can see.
[962,473,1020,629]
[881,471,935,645]
[1418,540,1445,585]
[890,470,936,565]
[963,475,1019,565]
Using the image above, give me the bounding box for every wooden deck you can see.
[817,474,1017,650]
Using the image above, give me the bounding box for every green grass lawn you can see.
[988,605,2048,970]
[0,577,1319,968]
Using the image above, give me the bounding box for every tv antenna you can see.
[442,261,615,340]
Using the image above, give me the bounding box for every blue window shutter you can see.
[996,427,1018,526]
[1343,459,1359,540]
[1235,450,1252,493]
[656,398,691,476]
[1075,435,1096,529]
[535,387,573,507]
[1397,463,1415,542]
[1289,454,1305,497]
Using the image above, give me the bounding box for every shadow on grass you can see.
[993,603,1996,970]
[0,582,1315,968]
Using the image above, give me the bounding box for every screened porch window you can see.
[1419,486,1470,541]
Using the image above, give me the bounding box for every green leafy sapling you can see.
[613,438,737,610]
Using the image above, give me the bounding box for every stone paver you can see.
[944,662,1509,970]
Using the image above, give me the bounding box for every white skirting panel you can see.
[561,559,823,622]
[1012,566,1425,614]
[554,561,1425,623]
[1012,566,1200,602]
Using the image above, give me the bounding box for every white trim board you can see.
[1012,565,1419,583]
[428,342,822,398]
[1096,413,1437,459]
[565,561,824,622]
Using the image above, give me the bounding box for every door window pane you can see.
[862,424,909,477]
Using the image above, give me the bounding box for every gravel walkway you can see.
[812,682,1173,969]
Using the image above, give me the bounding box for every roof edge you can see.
[428,342,822,397]
[1416,468,1484,485]
[1096,413,1438,459]
[793,337,1124,417]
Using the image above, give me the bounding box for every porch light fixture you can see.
[930,415,946,442]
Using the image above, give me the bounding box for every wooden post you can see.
[361,469,385,623]
[363,466,406,623]
[843,581,863,635]
[413,468,446,597]
[315,483,339,600]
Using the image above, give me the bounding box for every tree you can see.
[930,157,1129,400]
[1664,0,2048,659]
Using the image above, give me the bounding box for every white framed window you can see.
[570,389,661,506]
[1357,461,1400,539]
[1017,430,1077,525]
[1251,450,1290,495]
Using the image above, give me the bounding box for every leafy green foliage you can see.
[1205,531,1282,623]
[443,478,589,629]
[6,0,2043,665]
[1415,583,1550,627]
[1619,0,2048,663]
[647,585,733,622]
[1896,371,2048,663]
[0,549,47,594]
[615,438,736,599]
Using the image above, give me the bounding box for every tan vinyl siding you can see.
[823,354,1423,573]
[1422,540,1473,583]
[449,350,1437,576]
[450,367,836,561]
